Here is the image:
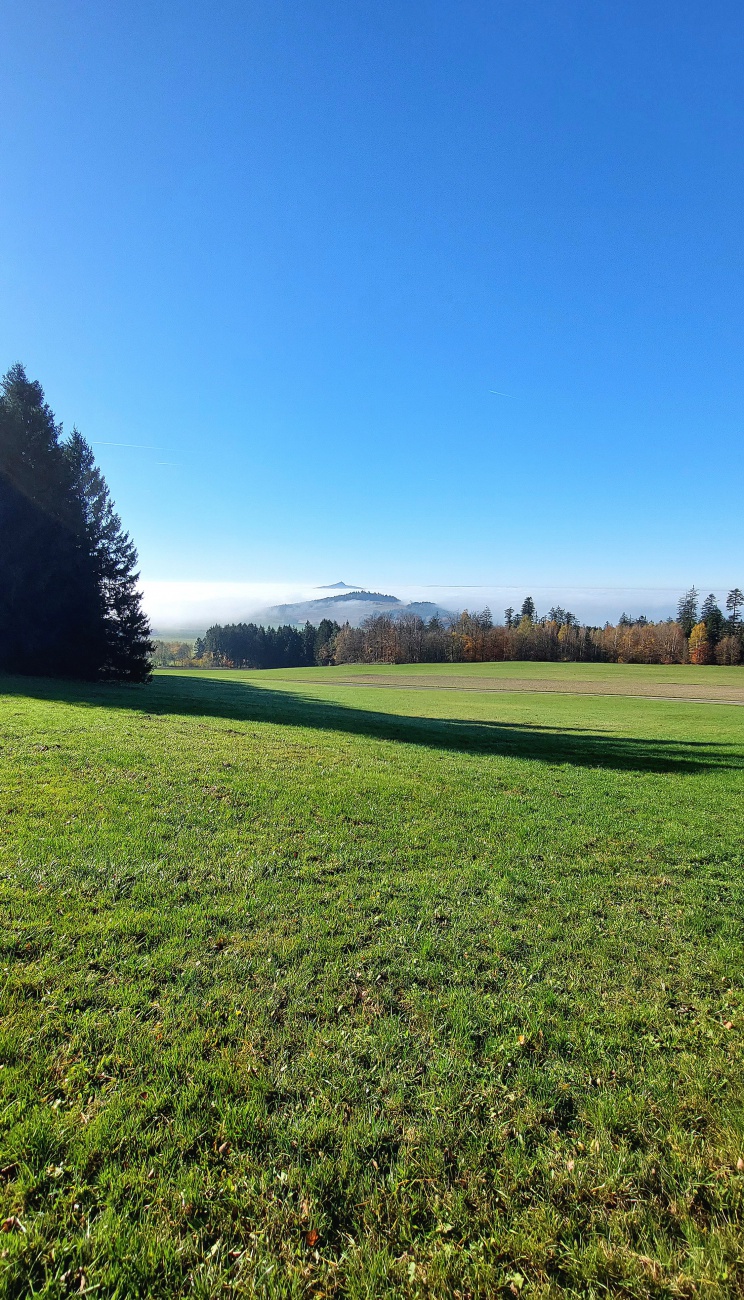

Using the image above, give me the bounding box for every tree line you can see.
[162,588,744,670]
[676,586,743,664]
[0,365,151,680]
[151,618,343,670]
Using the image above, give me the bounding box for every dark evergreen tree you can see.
[504,607,515,629]
[314,618,340,663]
[726,588,743,635]
[64,431,152,681]
[701,594,724,645]
[677,587,698,638]
[581,627,596,660]
[0,364,151,681]
[520,596,536,621]
[302,620,317,666]
[0,364,100,676]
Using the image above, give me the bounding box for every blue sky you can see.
[2,1,742,624]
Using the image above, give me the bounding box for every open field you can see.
[1,663,743,1298]
[265,662,744,684]
[270,663,744,706]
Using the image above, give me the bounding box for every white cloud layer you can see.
[141,582,312,632]
[141,579,690,633]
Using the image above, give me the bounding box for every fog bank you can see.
[141,579,704,636]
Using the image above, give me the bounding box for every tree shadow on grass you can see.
[1,671,741,775]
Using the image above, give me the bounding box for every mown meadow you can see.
[1,665,743,1298]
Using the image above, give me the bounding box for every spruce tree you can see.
[302,620,316,666]
[701,594,724,645]
[0,364,151,681]
[64,431,152,681]
[726,588,743,635]
[676,587,698,638]
[0,364,100,676]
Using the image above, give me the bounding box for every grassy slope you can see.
[0,666,743,1298]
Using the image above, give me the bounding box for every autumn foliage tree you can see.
[688,621,710,664]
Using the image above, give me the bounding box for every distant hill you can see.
[316,580,364,590]
[255,590,454,627]
[313,589,401,605]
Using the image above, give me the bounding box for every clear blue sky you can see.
[2,1,742,614]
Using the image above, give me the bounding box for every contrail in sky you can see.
[92,441,166,450]
[489,390,515,398]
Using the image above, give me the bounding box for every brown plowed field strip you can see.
[286,675,744,705]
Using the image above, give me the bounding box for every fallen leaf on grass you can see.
[1,1216,25,1233]
[218,1141,231,1156]
[305,1228,320,1247]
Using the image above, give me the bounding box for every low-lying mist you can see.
[141,579,687,636]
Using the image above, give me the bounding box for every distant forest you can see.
[153,587,744,670]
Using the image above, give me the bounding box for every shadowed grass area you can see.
[0,666,743,1298]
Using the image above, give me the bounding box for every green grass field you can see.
[1,664,743,1298]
